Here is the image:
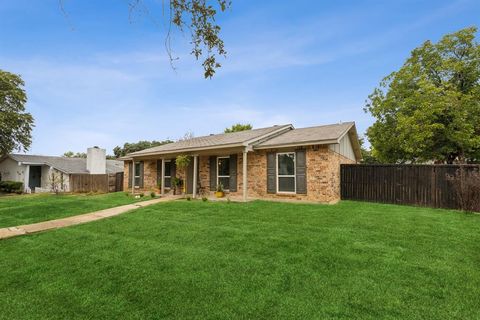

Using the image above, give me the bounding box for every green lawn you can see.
[1,200,479,319]
[0,192,147,228]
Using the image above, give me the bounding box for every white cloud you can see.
[2,0,469,155]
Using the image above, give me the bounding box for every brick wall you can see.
[123,160,161,193]
[197,145,354,203]
[123,162,130,191]
[125,145,355,202]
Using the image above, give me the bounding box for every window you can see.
[164,160,172,188]
[134,162,141,187]
[217,156,230,190]
[277,153,295,193]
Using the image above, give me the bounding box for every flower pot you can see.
[215,191,224,198]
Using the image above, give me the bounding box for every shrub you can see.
[446,167,480,212]
[186,196,191,201]
[150,191,156,198]
[202,197,208,202]
[139,193,145,198]
[0,181,23,193]
[171,177,183,195]
[175,155,191,169]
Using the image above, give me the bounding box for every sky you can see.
[1,0,479,156]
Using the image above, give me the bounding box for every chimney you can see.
[87,147,106,174]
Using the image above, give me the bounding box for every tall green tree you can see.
[113,140,173,158]
[365,27,480,164]
[224,123,252,133]
[0,70,34,156]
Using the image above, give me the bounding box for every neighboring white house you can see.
[0,147,123,193]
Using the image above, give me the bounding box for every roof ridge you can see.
[125,124,293,157]
[293,122,354,130]
[181,124,291,140]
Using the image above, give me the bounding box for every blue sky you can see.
[1,0,479,155]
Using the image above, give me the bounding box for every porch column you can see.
[131,159,135,194]
[192,155,198,198]
[161,158,165,196]
[24,164,30,193]
[243,149,248,202]
[49,166,54,191]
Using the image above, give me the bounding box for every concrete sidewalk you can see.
[0,197,176,240]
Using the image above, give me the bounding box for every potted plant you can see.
[215,183,225,198]
[171,177,181,195]
[175,155,191,194]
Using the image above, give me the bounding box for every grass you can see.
[0,192,148,228]
[0,200,479,319]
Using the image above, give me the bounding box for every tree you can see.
[59,0,230,78]
[178,131,195,141]
[113,140,173,158]
[63,151,116,159]
[0,70,34,156]
[48,169,66,194]
[63,151,87,158]
[365,27,480,164]
[224,123,252,133]
[358,137,378,164]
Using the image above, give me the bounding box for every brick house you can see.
[121,122,361,203]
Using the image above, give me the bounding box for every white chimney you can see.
[87,147,106,174]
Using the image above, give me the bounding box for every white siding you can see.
[40,166,70,192]
[329,134,356,161]
[0,158,26,182]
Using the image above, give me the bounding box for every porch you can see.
[126,146,250,201]
[20,163,68,193]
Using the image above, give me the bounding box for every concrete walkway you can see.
[0,197,176,240]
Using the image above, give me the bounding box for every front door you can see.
[186,159,199,194]
[29,166,42,191]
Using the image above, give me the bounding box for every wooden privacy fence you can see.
[70,173,124,193]
[340,164,480,210]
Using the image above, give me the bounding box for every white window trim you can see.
[164,160,172,189]
[134,162,141,188]
[217,156,230,191]
[276,152,296,194]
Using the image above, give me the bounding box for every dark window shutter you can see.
[296,149,307,194]
[210,156,217,191]
[156,160,162,187]
[128,162,133,188]
[171,159,176,178]
[229,154,237,192]
[267,152,276,194]
[139,161,144,188]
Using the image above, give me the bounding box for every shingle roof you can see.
[255,122,355,148]
[7,154,123,174]
[126,124,293,157]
